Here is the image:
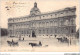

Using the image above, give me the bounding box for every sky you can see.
[0,0,79,30]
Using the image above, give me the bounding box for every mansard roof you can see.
[8,4,76,19]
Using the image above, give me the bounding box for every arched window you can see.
[43,22,45,27]
[39,30,41,34]
[27,31,29,34]
[71,19,74,25]
[50,21,53,26]
[50,29,53,33]
[71,29,74,33]
[13,20,14,22]
[10,30,12,34]
[54,21,56,26]
[64,20,69,25]
[46,22,49,26]
[43,16,45,17]
[43,29,45,34]
[47,29,48,34]
[39,22,41,27]
[55,14,57,16]
[33,22,34,27]
[22,31,23,34]
[24,31,26,34]
[61,12,63,14]
[42,22,44,27]
[51,15,52,16]
[55,29,57,33]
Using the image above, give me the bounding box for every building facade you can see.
[8,2,76,38]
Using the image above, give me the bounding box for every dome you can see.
[30,2,41,16]
[31,7,40,12]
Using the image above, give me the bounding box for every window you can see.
[39,30,41,34]
[50,21,53,26]
[71,29,74,33]
[55,29,57,33]
[24,24,25,26]
[26,24,29,27]
[27,31,29,34]
[24,31,26,34]
[10,30,12,34]
[19,25,20,26]
[46,22,49,26]
[71,19,74,25]
[50,21,53,23]
[16,25,18,26]
[39,22,41,27]
[43,16,44,17]
[43,22,45,27]
[13,20,14,22]
[9,24,12,26]
[50,29,53,33]
[43,29,45,34]
[54,21,57,26]
[17,31,18,34]
[50,35,52,36]
[55,14,57,16]
[65,20,69,25]
[61,12,63,14]
[22,31,23,34]
[66,11,68,13]
[47,29,48,33]
[33,22,35,27]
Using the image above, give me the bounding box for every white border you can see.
[0,0,80,54]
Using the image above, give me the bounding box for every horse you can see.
[57,38,63,42]
[7,40,18,46]
[57,37,69,43]
[29,41,42,47]
[29,43,37,47]
[7,41,13,46]
[12,42,18,46]
[63,37,69,43]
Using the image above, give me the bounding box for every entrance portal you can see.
[32,31,36,37]
[55,35,57,37]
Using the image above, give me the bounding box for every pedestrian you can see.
[39,41,42,46]
[12,39,13,42]
[23,37,24,40]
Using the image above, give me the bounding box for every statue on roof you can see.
[30,2,41,16]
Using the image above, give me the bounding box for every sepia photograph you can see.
[0,0,79,52]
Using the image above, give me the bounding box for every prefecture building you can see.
[8,2,76,38]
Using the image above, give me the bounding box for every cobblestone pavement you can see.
[0,36,79,52]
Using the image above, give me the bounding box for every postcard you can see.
[0,0,79,52]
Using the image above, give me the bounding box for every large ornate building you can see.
[8,2,76,38]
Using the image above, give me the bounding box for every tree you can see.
[1,28,8,36]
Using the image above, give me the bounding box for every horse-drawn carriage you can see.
[7,40,18,46]
[57,37,69,43]
[29,41,42,47]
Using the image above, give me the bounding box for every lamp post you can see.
[19,31,21,40]
[69,34,71,45]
